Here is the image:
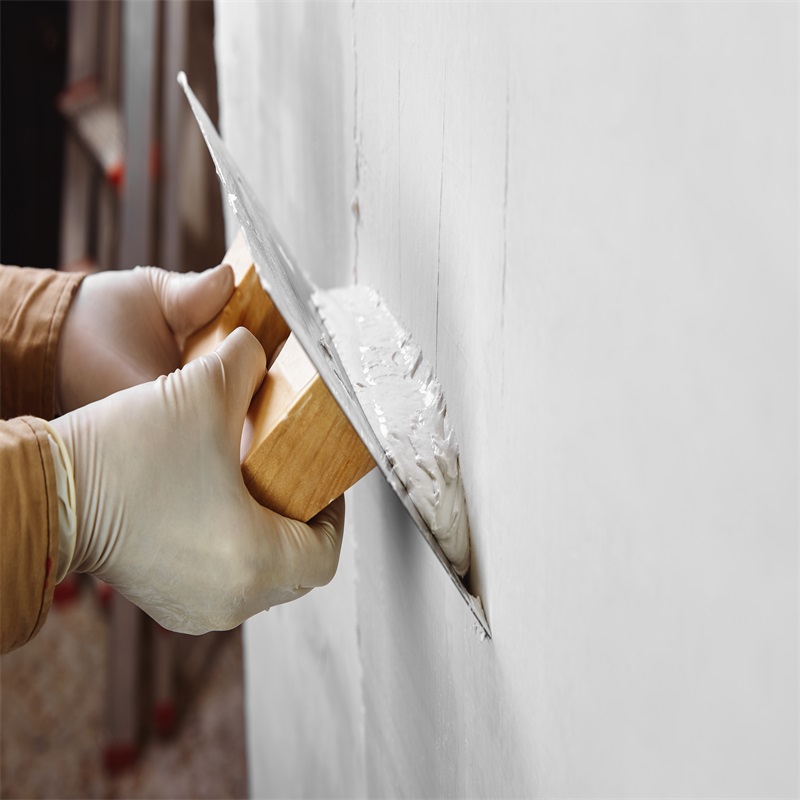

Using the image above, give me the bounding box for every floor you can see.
[0,582,247,799]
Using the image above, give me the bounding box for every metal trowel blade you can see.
[178,73,489,638]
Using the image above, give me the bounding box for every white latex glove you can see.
[57,264,235,413]
[51,328,345,634]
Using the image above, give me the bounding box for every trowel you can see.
[178,74,490,639]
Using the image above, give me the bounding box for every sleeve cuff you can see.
[39,420,77,583]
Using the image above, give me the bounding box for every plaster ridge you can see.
[501,69,510,332]
[349,5,368,796]
[351,0,360,285]
[435,62,448,371]
[500,68,510,403]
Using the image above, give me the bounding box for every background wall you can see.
[214,3,798,796]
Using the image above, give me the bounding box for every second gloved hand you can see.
[51,328,344,634]
[56,264,235,413]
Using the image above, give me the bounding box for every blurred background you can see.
[1,1,244,797]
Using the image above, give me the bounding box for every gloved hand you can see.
[51,328,345,634]
[56,264,235,413]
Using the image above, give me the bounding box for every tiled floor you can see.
[0,584,247,799]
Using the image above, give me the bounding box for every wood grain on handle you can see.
[182,232,290,366]
[182,231,375,521]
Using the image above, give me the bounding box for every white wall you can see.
[214,3,798,796]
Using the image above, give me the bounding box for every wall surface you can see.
[214,3,798,796]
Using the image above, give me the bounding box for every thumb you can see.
[152,264,235,338]
[258,495,346,591]
[211,327,267,427]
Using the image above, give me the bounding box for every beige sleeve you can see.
[0,265,84,420]
[0,265,85,653]
[0,417,61,654]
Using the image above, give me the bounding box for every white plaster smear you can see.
[314,285,471,576]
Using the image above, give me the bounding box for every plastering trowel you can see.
[178,74,490,639]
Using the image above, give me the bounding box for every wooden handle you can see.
[183,231,374,521]
[183,232,290,365]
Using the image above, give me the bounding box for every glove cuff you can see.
[40,420,78,583]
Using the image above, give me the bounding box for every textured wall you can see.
[214,3,798,796]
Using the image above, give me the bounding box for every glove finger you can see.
[149,264,235,339]
[263,495,346,590]
[212,327,268,430]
